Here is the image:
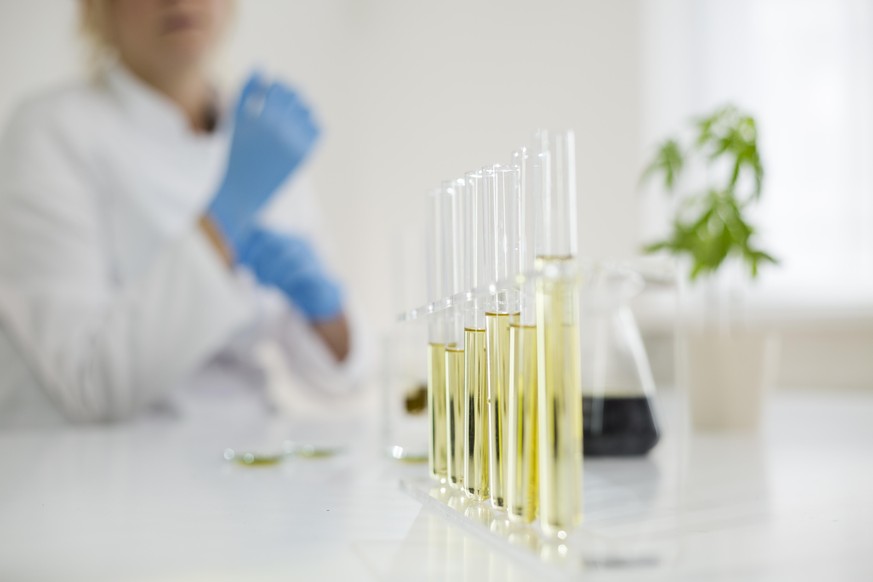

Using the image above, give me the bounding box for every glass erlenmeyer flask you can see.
[581,263,660,456]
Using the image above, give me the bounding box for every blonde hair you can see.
[79,0,115,78]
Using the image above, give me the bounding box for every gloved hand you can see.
[238,227,344,323]
[207,73,320,248]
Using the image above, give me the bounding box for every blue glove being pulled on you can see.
[238,227,344,323]
[208,72,320,248]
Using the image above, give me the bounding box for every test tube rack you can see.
[402,131,588,573]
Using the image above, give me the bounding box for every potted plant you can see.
[640,104,780,430]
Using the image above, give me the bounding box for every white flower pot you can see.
[683,329,781,431]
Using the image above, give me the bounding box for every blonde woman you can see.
[0,0,367,424]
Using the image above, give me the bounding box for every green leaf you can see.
[642,104,775,281]
[752,250,778,265]
[640,139,684,192]
[643,240,670,254]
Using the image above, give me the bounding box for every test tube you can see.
[485,164,520,509]
[443,179,466,489]
[463,169,489,500]
[506,147,540,523]
[534,130,583,538]
[426,187,449,481]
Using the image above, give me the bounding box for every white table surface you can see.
[1,389,871,581]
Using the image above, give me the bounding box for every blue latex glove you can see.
[207,73,320,248]
[238,227,344,323]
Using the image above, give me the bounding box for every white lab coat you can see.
[0,65,369,426]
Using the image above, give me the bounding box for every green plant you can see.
[641,105,777,280]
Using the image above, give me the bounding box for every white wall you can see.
[0,2,81,115]
[0,0,644,334]
[2,2,869,389]
[338,0,643,326]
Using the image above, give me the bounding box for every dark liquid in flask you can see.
[583,396,659,456]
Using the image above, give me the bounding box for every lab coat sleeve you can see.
[259,177,373,395]
[271,293,372,396]
[0,100,253,422]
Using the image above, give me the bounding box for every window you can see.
[641,0,873,307]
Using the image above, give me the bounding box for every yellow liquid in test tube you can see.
[485,312,511,508]
[507,319,538,523]
[428,343,448,480]
[445,345,465,488]
[463,327,489,499]
[536,256,582,537]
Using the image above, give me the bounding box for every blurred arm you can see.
[255,183,372,393]
[310,313,350,362]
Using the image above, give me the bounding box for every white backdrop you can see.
[640,0,873,303]
[0,0,645,333]
[4,2,867,388]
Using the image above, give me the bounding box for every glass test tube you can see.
[443,179,466,489]
[534,130,583,538]
[485,164,520,509]
[463,170,489,500]
[506,147,540,523]
[426,187,449,481]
